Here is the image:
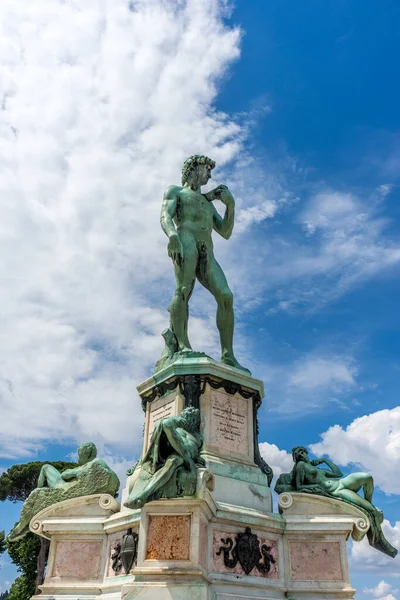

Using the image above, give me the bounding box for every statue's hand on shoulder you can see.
[168,234,184,267]
[311,458,324,466]
[213,184,234,205]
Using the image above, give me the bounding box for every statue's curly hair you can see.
[181,155,215,185]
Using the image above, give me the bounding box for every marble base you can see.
[30,363,365,600]
[122,357,272,511]
[31,491,368,600]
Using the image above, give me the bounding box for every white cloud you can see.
[376,184,394,200]
[235,200,278,233]
[239,188,400,314]
[0,0,248,458]
[261,352,359,415]
[259,442,293,480]
[0,0,398,468]
[364,580,397,598]
[289,355,356,390]
[302,191,358,234]
[351,521,400,577]
[310,407,400,495]
[299,191,400,289]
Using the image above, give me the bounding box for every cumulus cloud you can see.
[0,0,398,465]
[351,521,400,577]
[364,580,398,598]
[259,442,293,481]
[0,0,250,458]
[310,407,400,494]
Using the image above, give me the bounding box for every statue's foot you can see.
[124,496,145,510]
[221,354,251,375]
[179,347,193,354]
[8,520,29,542]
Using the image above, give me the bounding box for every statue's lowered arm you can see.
[160,186,183,266]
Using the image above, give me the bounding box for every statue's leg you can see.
[162,424,194,470]
[169,236,197,352]
[125,456,184,508]
[198,256,248,372]
[340,473,374,502]
[332,487,377,513]
[37,464,64,489]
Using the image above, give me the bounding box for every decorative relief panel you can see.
[213,528,279,578]
[108,535,122,577]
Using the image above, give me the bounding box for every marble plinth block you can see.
[31,491,368,600]
[122,356,273,513]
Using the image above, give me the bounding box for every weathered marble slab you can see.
[209,390,249,457]
[144,392,178,452]
[53,540,102,579]
[199,518,208,570]
[146,515,191,561]
[289,541,343,581]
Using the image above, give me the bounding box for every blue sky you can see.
[0,0,399,597]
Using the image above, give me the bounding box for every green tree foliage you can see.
[1,460,77,600]
[6,533,40,600]
[0,461,75,503]
[7,576,34,600]
[0,530,5,557]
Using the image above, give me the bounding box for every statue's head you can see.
[78,441,97,465]
[181,155,215,187]
[181,407,200,433]
[292,446,309,464]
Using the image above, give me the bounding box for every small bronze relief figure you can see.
[111,541,122,573]
[217,527,276,576]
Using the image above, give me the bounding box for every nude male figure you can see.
[124,407,204,509]
[160,155,247,372]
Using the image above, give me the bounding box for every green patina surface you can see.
[275,446,398,558]
[158,155,249,374]
[9,442,120,541]
[124,408,204,509]
[206,460,265,484]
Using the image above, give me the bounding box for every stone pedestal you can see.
[32,491,367,600]
[122,356,272,514]
[31,360,368,600]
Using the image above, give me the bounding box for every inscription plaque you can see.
[147,392,177,441]
[209,391,249,457]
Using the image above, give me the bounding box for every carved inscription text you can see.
[148,393,177,441]
[210,391,249,457]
